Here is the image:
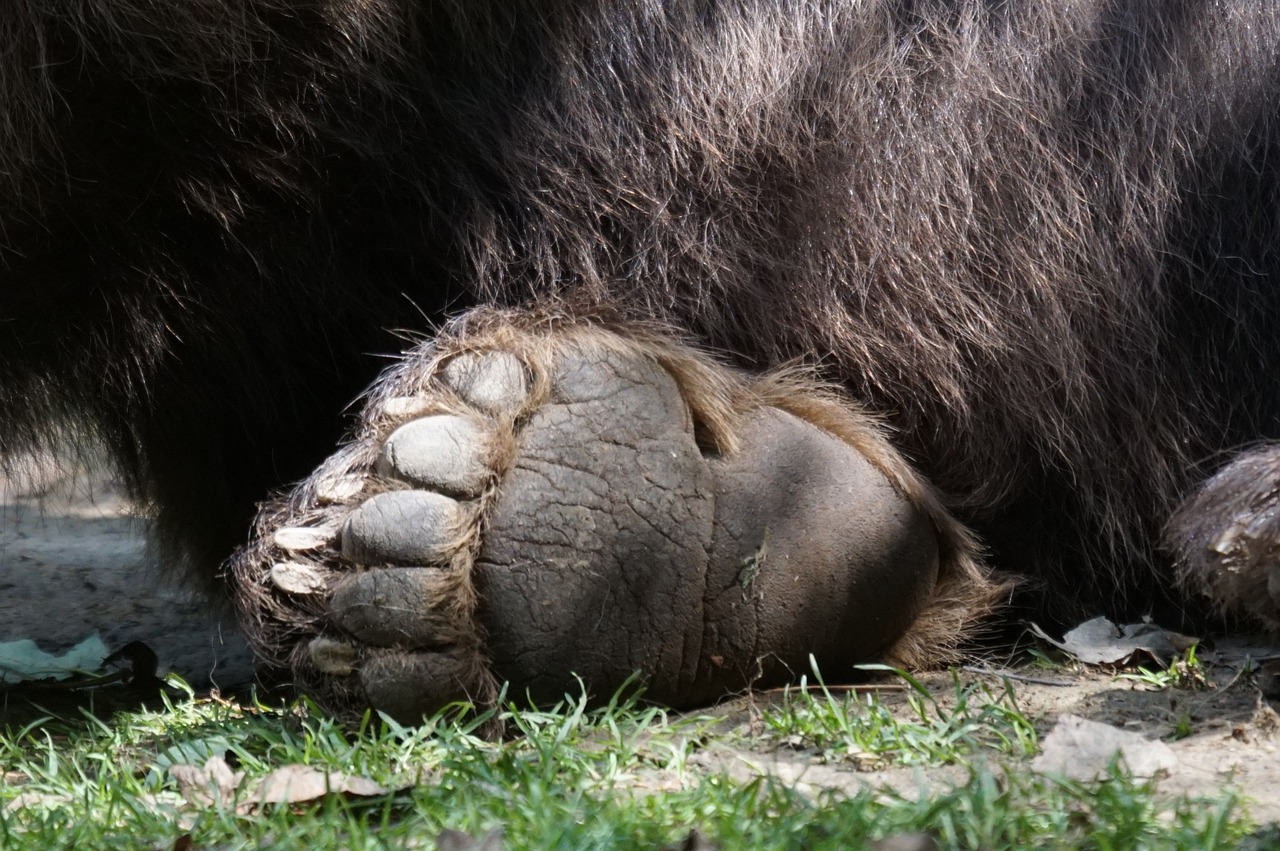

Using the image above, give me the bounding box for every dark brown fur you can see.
[4,0,1280,629]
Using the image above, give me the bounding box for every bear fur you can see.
[4,0,1280,634]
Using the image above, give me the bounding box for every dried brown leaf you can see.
[169,755,245,808]
[247,764,389,807]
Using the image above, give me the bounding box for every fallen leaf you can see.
[102,640,160,684]
[1030,617,1197,667]
[169,757,394,812]
[170,755,244,808]
[0,634,108,683]
[248,764,388,806]
[1031,715,1177,781]
[1258,659,1280,699]
[1199,638,1280,678]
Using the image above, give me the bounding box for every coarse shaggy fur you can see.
[3,0,1280,632]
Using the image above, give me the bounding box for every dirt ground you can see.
[695,664,1280,824]
[2,470,1278,826]
[0,468,253,691]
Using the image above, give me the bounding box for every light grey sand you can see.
[0,467,253,689]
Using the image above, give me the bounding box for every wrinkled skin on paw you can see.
[477,346,939,706]
[233,317,944,724]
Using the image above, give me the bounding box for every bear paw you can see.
[231,309,979,724]
[1167,445,1280,633]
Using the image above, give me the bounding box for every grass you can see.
[0,671,1257,850]
[758,664,1038,767]
[1114,646,1211,692]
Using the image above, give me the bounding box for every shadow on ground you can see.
[0,466,254,711]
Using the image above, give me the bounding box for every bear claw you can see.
[232,312,963,725]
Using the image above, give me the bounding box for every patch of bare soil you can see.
[965,663,1280,820]
[691,663,1280,826]
[0,466,253,696]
